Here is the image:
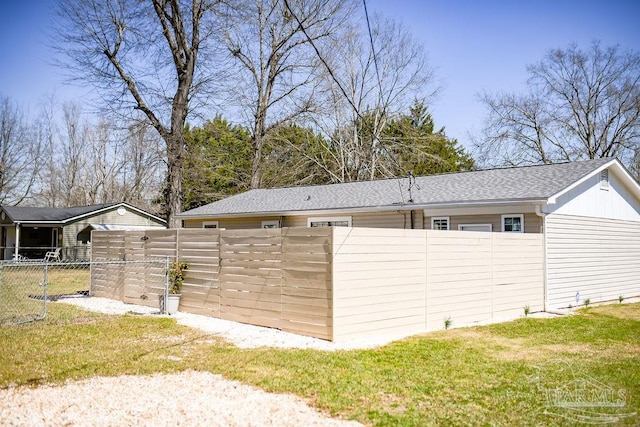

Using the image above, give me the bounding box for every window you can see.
[202,221,219,229]
[431,217,450,230]
[600,169,609,190]
[262,220,280,229]
[458,224,492,232]
[307,216,352,228]
[501,214,524,233]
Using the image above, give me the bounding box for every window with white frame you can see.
[307,216,352,228]
[458,224,492,232]
[501,214,524,232]
[261,220,280,229]
[202,221,219,229]
[431,217,450,230]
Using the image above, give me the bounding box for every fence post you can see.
[163,256,169,314]
[43,260,49,319]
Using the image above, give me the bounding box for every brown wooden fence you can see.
[91,228,333,340]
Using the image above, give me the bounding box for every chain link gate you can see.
[0,259,169,326]
[0,262,50,325]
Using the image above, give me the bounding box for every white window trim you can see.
[458,223,493,232]
[431,216,450,230]
[501,214,524,233]
[307,216,352,227]
[261,220,280,229]
[202,221,219,229]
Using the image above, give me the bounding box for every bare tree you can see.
[221,0,352,188]
[0,97,42,205]
[59,103,90,206]
[35,99,164,210]
[477,42,640,168]
[120,120,165,212]
[307,14,438,182]
[55,0,219,226]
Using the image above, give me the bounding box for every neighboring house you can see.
[0,202,166,260]
[179,158,640,309]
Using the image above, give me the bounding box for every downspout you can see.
[535,205,548,312]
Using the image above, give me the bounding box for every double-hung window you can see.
[501,214,524,233]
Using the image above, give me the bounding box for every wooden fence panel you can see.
[177,229,221,316]
[219,229,283,330]
[91,230,126,261]
[90,232,125,299]
[281,227,332,340]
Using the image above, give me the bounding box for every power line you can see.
[362,0,384,113]
[282,0,363,120]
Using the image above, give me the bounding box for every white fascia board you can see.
[177,199,548,220]
[63,202,166,225]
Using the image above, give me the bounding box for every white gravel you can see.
[0,370,362,427]
[1,297,372,426]
[56,296,405,351]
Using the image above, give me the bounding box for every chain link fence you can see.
[0,259,169,326]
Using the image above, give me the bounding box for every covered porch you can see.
[1,224,62,260]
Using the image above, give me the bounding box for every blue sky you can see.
[1,0,639,149]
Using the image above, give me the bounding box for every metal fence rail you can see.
[0,259,168,326]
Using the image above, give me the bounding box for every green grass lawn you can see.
[1,302,638,426]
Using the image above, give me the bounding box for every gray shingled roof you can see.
[179,158,615,217]
[3,203,120,222]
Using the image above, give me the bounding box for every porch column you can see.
[14,223,20,259]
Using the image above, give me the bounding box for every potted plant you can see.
[166,261,188,314]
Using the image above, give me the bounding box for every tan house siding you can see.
[184,210,425,230]
[546,214,640,309]
[183,217,281,230]
[63,207,164,247]
[425,212,542,233]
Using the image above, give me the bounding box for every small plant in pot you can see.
[166,261,188,314]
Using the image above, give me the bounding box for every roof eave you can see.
[177,198,549,220]
[62,202,166,225]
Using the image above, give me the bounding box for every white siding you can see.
[546,214,640,309]
[547,169,640,221]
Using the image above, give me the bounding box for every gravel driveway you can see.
[1,298,371,426]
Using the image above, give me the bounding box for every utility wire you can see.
[362,0,384,114]
[282,0,363,120]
